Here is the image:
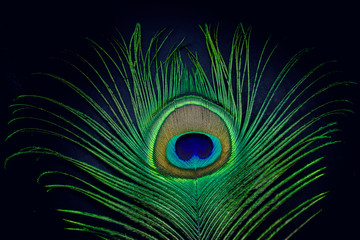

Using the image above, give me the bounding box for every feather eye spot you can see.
[149,96,233,179]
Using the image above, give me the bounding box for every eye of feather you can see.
[148,96,234,179]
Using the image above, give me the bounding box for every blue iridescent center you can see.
[166,132,222,170]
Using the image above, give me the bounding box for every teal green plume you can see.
[5,23,352,239]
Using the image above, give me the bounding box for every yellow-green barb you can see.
[5,23,352,239]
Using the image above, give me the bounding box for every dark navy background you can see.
[1,1,359,239]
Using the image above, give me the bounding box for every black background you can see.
[1,1,359,239]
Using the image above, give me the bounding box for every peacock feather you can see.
[5,23,352,239]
